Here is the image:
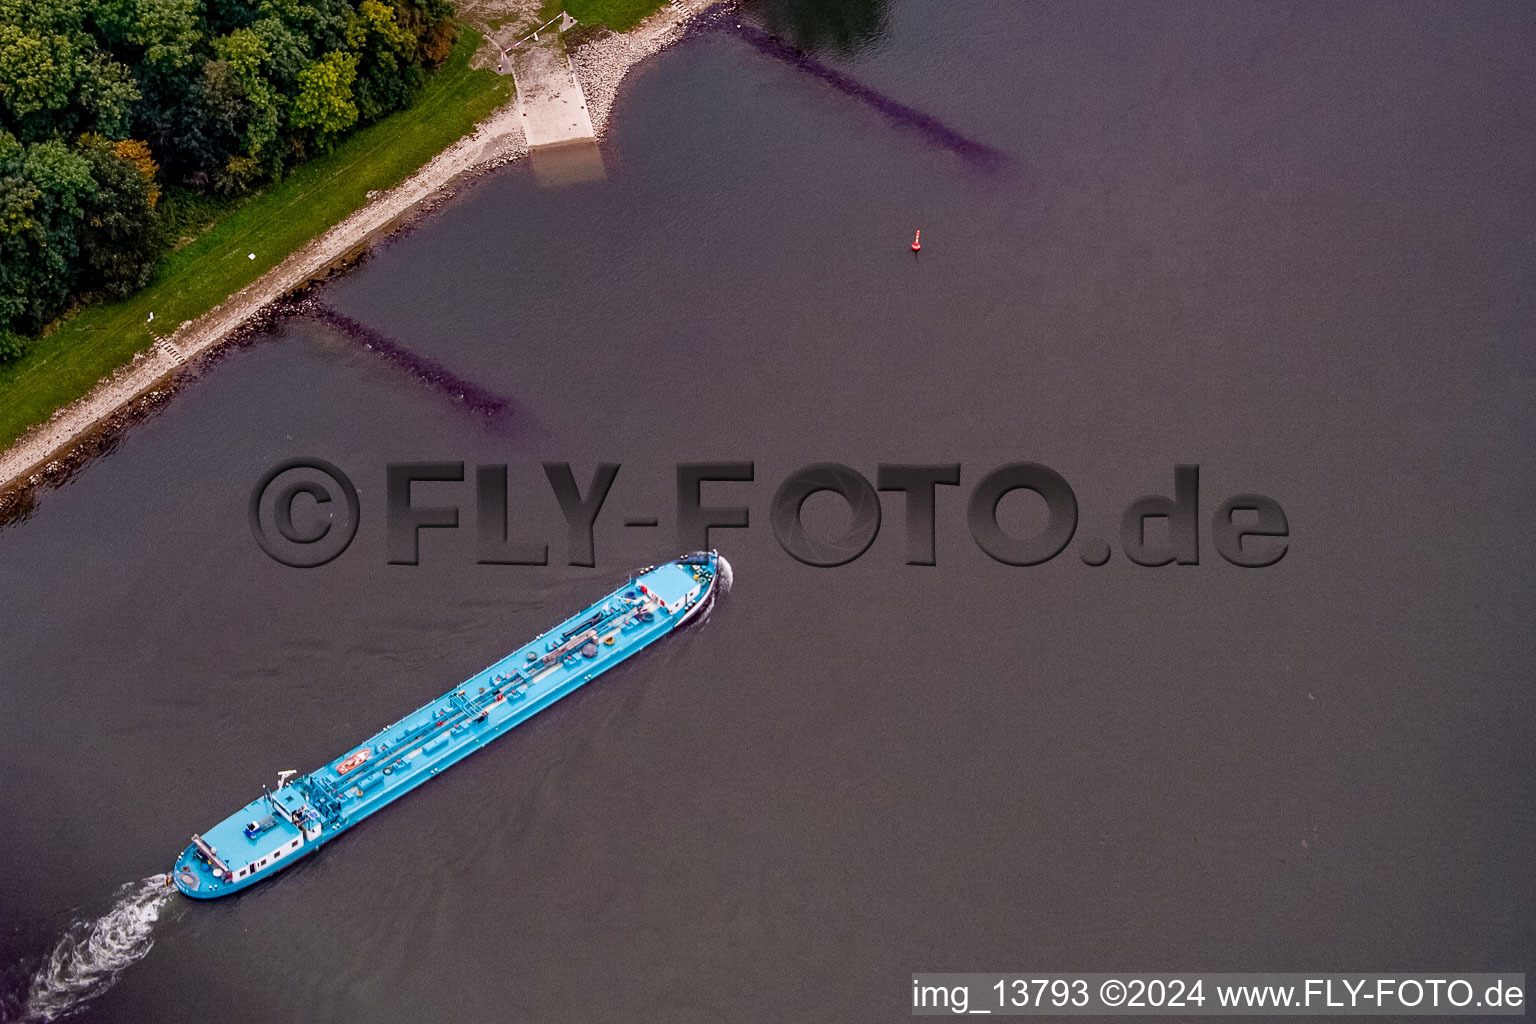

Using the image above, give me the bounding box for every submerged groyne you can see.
[300,300,517,425]
[728,21,1011,172]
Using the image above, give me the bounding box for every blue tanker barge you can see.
[174,552,724,898]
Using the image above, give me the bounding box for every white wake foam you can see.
[19,875,174,1023]
[715,553,733,594]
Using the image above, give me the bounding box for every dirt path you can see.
[0,0,728,501]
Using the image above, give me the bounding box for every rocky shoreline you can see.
[0,0,732,520]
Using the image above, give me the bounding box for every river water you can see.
[2,2,1533,1020]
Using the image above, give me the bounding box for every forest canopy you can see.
[0,0,457,359]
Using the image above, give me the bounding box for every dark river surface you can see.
[3,2,1534,1020]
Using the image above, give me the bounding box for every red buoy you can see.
[911,230,922,252]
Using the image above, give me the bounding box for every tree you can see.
[76,134,159,297]
[346,0,424,123]
[0,131,44,332]
[348,0,420,122]
[213,27,281,178]
[113,138,159,206]
[92,0,202,81]
[0,135,95,331]
[421,18,454,65]
[246,14,309,94]
[0,24,82,138]
[289,49,357,151]
[77,53,141,139]
[0,327,26,362]
[249,0,352,63]
[177,58,256,188]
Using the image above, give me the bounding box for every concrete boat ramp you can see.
[504,24,604,184]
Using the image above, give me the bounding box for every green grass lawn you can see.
[0,29,512,452]
[544,0,668,33]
